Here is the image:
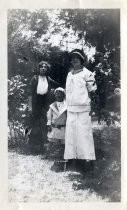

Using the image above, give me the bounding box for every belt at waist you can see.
[52,124,65,128]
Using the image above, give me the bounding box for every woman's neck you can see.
[73,64,83,70]
[72,66,83,74]
[74,66,82,71]
[39,74,47,78]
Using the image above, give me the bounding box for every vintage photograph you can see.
[8,9,120,202]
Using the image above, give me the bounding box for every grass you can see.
[8,124,121,202]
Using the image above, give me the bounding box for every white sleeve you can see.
[47,107,52,125]
[85,69,97,92]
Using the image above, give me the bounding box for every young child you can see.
[64,49,97,171]
[46,87,67,159]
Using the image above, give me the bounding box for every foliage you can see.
[8,75,28,121]
[8,75,28,147]
[59,9,120,52]
[8,9,51,77]
[8,9,120,146]
[57,9,120,117]
[8,10,121,201]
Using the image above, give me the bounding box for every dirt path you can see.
[8,151,108,202]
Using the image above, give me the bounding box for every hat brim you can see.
[70,52,85,61]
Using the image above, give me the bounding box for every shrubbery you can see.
[8,9,120,151]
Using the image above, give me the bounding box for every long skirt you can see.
[26,92,55,154]
[64,111,96,160]
[28,107,47,153]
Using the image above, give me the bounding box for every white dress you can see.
[47,101,67,143]
[64,67,97,160]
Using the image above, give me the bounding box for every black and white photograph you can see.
[7,8,121,202]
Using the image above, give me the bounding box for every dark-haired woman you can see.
[27,61,59,154]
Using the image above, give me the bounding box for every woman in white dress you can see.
[64,49,97,171]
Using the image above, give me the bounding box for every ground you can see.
[8,151,108,202]
[8,124,121,202]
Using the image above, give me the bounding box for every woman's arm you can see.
[85,70,98,115]
[86,72,97,93]
[48,76,60,88]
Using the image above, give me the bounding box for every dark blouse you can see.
[28,75,59,116]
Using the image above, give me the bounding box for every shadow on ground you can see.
[8,126,121,202]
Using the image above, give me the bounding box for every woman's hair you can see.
[37,61,51,75]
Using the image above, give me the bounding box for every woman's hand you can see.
[28,106,32,112]
[47,125,52,132]
[56,125,62,129]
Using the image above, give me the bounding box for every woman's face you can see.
[71,55,82,69]
[39,63,48,76]
[55,91,65,102]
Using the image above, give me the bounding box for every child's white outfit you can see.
[47,100,67,144]
[64,67,97,160]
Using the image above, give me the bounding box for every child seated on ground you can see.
[46,87,67,159]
